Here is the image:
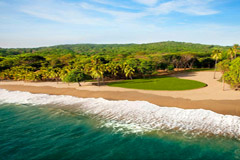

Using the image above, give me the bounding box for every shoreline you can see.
[1,84,240,116]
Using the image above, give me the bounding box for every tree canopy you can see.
[0,41,239,89]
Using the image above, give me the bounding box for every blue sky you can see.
[0,0,240,48]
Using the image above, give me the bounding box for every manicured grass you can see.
[107,76,207,91]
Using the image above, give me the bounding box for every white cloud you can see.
[19,0,219,28]
[78,2,145,22]
[133,0,158,6]
[20,0,108,25]
[92,0,134,9]
[147,0,218,15]
[19,0,146,26]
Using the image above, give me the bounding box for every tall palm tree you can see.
[217,60,230,91]
[49,68,61,82]
[99,64,106,84]
[90,66,102,86]
[233,44,239,59]
[106,62,120,79]
[211,49,222,79]
[60,67,71,83]
[89,56,107,86]
[123,65,135,80]
[227,48,234,61]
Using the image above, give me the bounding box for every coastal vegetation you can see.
[214,44,240,90]
[219,58,240,90]
[0,41,239,90]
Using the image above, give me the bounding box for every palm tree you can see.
[38,68,49,81]
[106,62,120,79]
[227,48,234,61]
[60,67,71,84]
[100,64,106,84]
[49,68,61,82]
[89,56,106,86]
[123,65,135,80]
[233,44,239,59]
[90,66,102,86]
[217,60,230,91]
[0,71,10,80]
[211,49,222,79]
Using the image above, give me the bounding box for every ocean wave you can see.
[0,89,240,138]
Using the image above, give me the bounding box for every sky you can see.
[0,0,240,48]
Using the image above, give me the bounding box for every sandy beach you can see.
[1,71,240,116]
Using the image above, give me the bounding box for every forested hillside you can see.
[0,41,229,57]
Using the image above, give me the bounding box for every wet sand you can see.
[0,84,240,116]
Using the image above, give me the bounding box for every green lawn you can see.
[107,76,207,91]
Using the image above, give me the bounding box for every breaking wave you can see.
[0,89,240,138]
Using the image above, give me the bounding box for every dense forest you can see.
[0,41,229,57]
[0,41,239,88]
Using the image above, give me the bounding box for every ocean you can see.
[0,89,240,160]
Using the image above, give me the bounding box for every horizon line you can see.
[0,40,233,49]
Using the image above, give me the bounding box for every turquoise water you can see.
[0,103,240,160]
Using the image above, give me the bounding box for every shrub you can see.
[63,70,88,86]
[167,64,174,71]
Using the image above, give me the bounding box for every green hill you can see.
[0,41,230,57]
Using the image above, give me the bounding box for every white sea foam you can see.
[0,89,240,138]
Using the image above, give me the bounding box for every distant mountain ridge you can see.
[0,41,230,57]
